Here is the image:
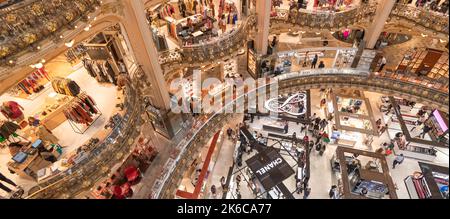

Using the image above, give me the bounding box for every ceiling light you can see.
[65,39,75,48]
[421,33,428,37]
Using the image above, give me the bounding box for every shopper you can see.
[0,172,20,194]
[318,61,325,69]
[301,123,307,133]
[311,54,318,69]
[319,143,326,156]
[319,118,328,131]
[303,187,311,199]
[329,185,338,199]
[418,124,432,139]
[310,113,317,122]
[284,121,289,134]
[296,180,303,194]
[210,185,217,199]
[315,134,322,145]
[379,124,388,135]
[271,36,278,51]
[314,116,321,126]
[392,154,405,169]
[220,176,226,190]
[227,128,233,139]
[378,56,387,72]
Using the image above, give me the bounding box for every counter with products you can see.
[172,14,218,46]
[331,130,358,147]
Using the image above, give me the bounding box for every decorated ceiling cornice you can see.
[0,0,101,63]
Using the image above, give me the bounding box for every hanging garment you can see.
[103,61,118,85]
[0,121,20,139]
[1,101,24,120]
[63,95,99,125]
[82,59,97,78]
[51,77,81,96]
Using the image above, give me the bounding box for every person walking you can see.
[319,118,328,131]
[419,124,432,139]
[378,56,387,72]
[329,185,338,199]
[392,154,405,169]
[311,54,318,69]
[284,121,289,134]
[303,187,311,199]
[210,185,217,199]
[220,176,227,190]
[296,180,303,194]
[0,172,20,194]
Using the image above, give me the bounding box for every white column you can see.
[363,0,396,49]
[122,0,171,110]
[255,0,271,55]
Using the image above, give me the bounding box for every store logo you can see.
[255,158,283,176]
[264,92,307,116]
[169,70,279,114]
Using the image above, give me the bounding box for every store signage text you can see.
[255,157,283,176]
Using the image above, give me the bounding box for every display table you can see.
[7,151,52,181]
[332,131,357,147]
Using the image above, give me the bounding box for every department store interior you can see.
[0,0,448,199]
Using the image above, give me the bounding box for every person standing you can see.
[392,154,405,169]
[210,185,217,199]
[419,124,432,139]
[303,187,311,199]
[311,54,318,69]
[318,61,325,69]
[296,180,303,194]
[284,121,289,134]
[0,172,20,194]
[319,118,328,131]
[220,176,226,190]
[329,185,338,199]
[378,56,387,72]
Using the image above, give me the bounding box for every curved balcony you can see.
[0,0,101,62]
[151,68,449,199]
[158,15,257,70]
[26,70,146,199]
[271,3,377,30]
[390,4,449,35]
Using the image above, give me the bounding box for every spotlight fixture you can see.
[65,39,75,48]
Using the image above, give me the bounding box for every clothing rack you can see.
[64,92,102,134]
[0,120,29,146]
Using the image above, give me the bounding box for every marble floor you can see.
[202,88,449,199]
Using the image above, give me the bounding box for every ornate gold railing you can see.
[154,68,449,199]
[158,14,256,68]
[271,3,377,30]
[390,4,449,35]
[0,0,101,62]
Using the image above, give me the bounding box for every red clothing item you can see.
[1,101,23,119]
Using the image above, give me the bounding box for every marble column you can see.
[364,0,396,49]
[121,0,171,110]
[254,0,271,55]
